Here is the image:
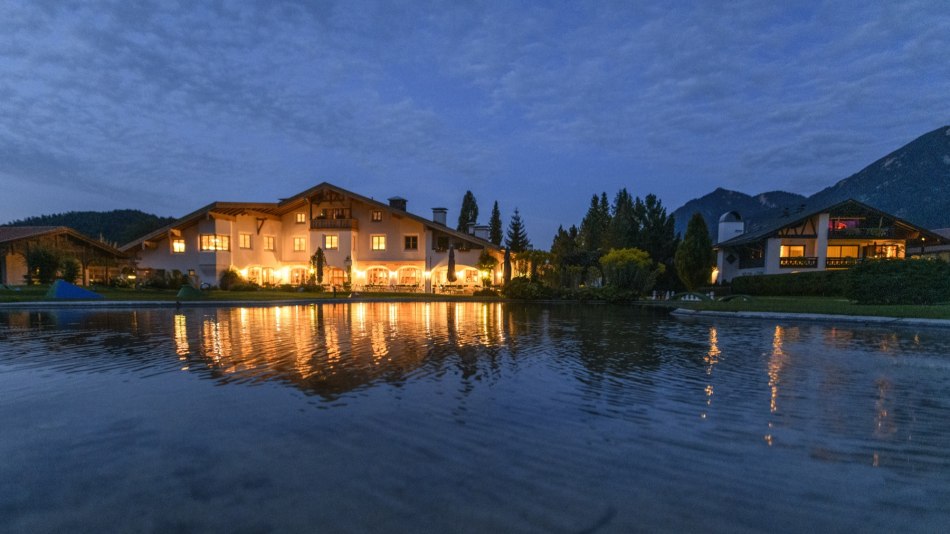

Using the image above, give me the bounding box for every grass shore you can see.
[5,285,950,320]
[666,295,950,319]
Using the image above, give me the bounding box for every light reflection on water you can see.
[1,303,949,532]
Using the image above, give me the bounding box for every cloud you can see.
[0,0,947,240]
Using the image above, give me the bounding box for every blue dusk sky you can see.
[1,1,948,244]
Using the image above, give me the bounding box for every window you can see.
[826,245,859,258]
[780,245,805,257]
[367,267,389,285]
[295,212,307,224]
[172,239,186,253]
[293,237,307,252]
[404,235,418,250]
[263,236,275,251]
[200,234,230,251]
[371,235,386,251]
[435,236,449,251]
[324,234,339,250]
[239,233,251,249]
[371,210,382,222]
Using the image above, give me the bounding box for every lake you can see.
[1,302,948,532]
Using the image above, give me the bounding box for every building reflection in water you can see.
[701,326,720,419]
[169,302,514,398]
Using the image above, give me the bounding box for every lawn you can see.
[668,295,950,320]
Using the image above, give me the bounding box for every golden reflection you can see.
[371,321,388,361]
[173,313,190,358]
[764,325,789,446]
[180,302,518,397]
[874,378,896,437]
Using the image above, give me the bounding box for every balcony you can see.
[828,227,893,239]
[825,257,860,269]
[312,218,358,230]
[779,257,818,269]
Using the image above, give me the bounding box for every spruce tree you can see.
[674,213,715,291]
[505,208,531,253]
[606,188,638,250]
[489,201,503,245]
[457,191,479,232]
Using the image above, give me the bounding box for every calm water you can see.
[1,303,948,533]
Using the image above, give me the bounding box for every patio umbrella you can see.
[447,246,457,282]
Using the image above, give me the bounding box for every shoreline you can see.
[671,307,950,328]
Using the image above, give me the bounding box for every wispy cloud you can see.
[0,0,947,241]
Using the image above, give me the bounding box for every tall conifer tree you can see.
[489,201,503,245]
[505,208,531,252]
[457,191,479,232]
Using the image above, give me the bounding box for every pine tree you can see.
[606,188,638,249]
[578,194,610,253]
[489,201,503,245]
[674,213,715,291]
[457,191,479,232]
[505,208,531,253]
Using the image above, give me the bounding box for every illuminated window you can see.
[404,235,418,250]
[295,212,307,224]
[826,245,859,258]
[239,233,251,249]
[371,235,386,250]
[371,210,382,222]
[200,234,230,251]
[324,234,339,250]
[263,236,275,251]
[293,237,307,252]
[171,239,186,253]
[780,245,804,257]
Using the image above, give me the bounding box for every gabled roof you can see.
[0,226,126,257]
[717,198,948,248]
[120,182,501,252]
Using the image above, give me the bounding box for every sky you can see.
[1,1,948,244]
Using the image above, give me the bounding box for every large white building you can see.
[121,183,504,292]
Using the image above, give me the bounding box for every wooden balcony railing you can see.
[825,257,860,268]
[828,227,893,239]
[779,257,818,269]
[312,218,358,230]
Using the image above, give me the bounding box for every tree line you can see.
[455,188,714,299]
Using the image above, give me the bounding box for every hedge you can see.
[845,259,950,305]
[730,270,849,297]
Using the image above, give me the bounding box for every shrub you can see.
[60,258,81,284]
[502,276,556,300]
[730,270,849,297]
[473,288,498,297]
[845,259,950,304]
[25,246,61,284]
[219,269,244,291]
[600,248,663,297]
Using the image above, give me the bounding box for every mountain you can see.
[673,125,950,238]
[672,188,806,239]
[805,125,950,229]
[4,210,175,246]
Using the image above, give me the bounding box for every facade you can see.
[121,183,504,292]
[714,199,947,284]
[0,226,128,286]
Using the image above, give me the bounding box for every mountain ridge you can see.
[673,125,950,238]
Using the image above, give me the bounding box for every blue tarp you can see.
[46,280,104,300]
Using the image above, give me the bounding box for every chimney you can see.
[466,222,477,235]
[388,196,407,211]
[473,225,490,240]
[432,207,447,226]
